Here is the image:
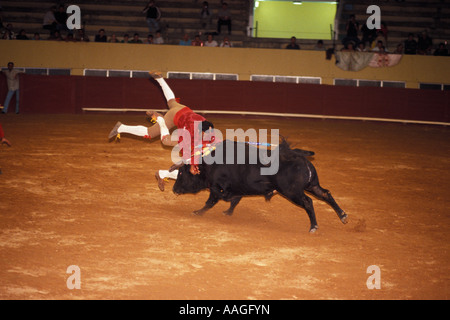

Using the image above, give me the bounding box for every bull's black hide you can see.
[172,139,347,232]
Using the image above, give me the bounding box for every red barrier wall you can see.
[1,74,449,123]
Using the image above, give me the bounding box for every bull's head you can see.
[172,165,208,195]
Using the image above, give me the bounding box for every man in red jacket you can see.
[108,71,215,190]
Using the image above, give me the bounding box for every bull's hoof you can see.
[341,213,348,224]
[223,209,233,216]
[309,225,319,233]
[193,209,205,216]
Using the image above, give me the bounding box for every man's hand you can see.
[161,134,177,146]
[190,165,200,175]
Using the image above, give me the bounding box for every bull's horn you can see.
[169,161,184,172]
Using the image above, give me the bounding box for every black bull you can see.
[172,140,348,232]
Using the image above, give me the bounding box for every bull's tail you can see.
[293,148,315,157]
[278,138,315,162]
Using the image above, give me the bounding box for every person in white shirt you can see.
[204,34,218,47]
[43,5,57,35]
[371,40,388,53]
[154,31,164,44]
[1,62,23,114]
[219,36,233,47]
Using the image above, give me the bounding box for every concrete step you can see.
[3,0,448,51]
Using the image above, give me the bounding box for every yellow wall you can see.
[1,40,449,88]
[253,1,337,39]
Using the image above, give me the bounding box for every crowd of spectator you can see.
[339,14,448,56]
[0,1,239,48]
[0,2,448,56]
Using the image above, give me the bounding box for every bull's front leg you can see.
[193,191,220,216]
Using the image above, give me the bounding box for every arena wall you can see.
[1,74,448,124]
[0,41,449,123]
[1,40,450,86]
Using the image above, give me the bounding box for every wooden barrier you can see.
[1,74,448,125]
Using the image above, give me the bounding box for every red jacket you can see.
[174,107,216,164]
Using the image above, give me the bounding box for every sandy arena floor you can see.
[0,114,448,300]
